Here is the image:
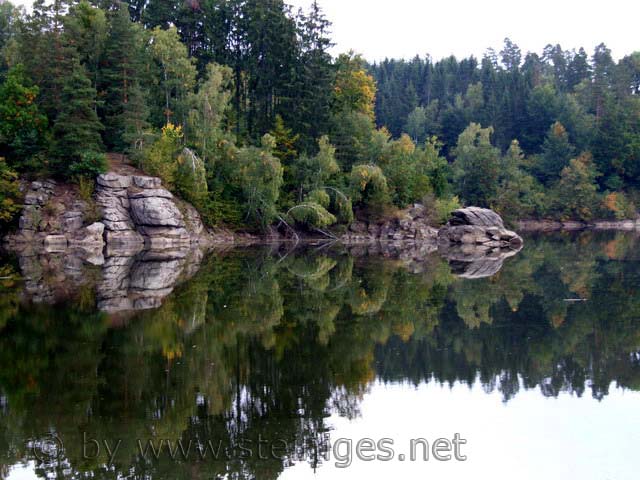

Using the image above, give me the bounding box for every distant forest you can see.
[0,0,639,231]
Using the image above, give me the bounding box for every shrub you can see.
[68,151,108,179]
[0,158,21,228]
[140,123,183,188]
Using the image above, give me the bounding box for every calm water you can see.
[1,232,640,479]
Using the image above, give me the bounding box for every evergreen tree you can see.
[51,55,104,175]
[536,122,575,185]
[100,1,149,150]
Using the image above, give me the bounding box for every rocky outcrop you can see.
[438,207,523,249]
[95,173,208,252]
[5,172,212,254]
[341,203,439,244]
[6,179,106,256]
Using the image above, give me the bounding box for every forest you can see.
[0,0,639,232]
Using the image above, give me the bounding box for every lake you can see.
[1,231,639,479]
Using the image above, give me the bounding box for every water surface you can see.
[1,232,639,479]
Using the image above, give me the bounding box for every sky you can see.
[8,0,640,62]
[288,0,640,62]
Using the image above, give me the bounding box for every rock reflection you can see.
[1,232,640,479]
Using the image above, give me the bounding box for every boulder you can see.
[448,207,505,228]
[129,196,185,227]
[97,173,132,189]
[438,207,522,249]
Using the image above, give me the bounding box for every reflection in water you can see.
[0,232,639,478]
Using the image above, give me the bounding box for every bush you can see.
[602,191,637,220]
[74,175,100,223]
[349,164,391,217]
[422,193,461,226]
[68,151,108,179]
[140,123,182,188]
[0,158,21,228]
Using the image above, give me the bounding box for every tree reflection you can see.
[1,231,640,478]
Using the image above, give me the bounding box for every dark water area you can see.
[0,231,639,479]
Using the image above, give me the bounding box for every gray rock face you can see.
[97,173,132,189]
[438,207,523,249]
[448,207,505,228]
[128,188,173,199]
[130,196,185,227]
[132,175,162,189]
[94,172,206,251]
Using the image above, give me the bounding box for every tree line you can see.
[0,1,639,232]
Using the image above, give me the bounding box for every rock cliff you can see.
[4,172,213,256]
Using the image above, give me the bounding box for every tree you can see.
[64,0,107,93]
[186,62,233,166]
[269,114,299,167]
[51,55,104,176]
[494,140,543,221]
[0,64,48,169]
[236,134,284,228]
[100,1,150,150]
[148,26,196,127]
[332,52,376,119]
[292,0,335,149]
[551,152,601,221]
[0,0,21,76]
[452,123,500,207]
[349,164,390,216]
[536,121,575,185]
[404,106,427,143]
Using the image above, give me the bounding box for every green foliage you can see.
[148,26,196,126]
[349,164,391,215]
[186,62,233,166]
[140,123,182,188]
[493,140,545,221]
[0,64,48,169]
[452,123,500,207]
[51,55,104,176]
[422,192,462,226]
[536,122,575,185]
[332,52,376,119]
[101,1,150,152]
[68,151,108,179]
[75,174,100,223]
[288,202,336,230]
[0,156,20,227]
[236,134,284,228]
[175,147,208,209]
[550,152,602,221]
[307,188,330,208]
[269,114,299,165]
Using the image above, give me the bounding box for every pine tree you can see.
[537,121,575,185]
[51,55,104,175]
[100,1,149,150]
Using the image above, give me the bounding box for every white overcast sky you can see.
[9,0,640,61]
